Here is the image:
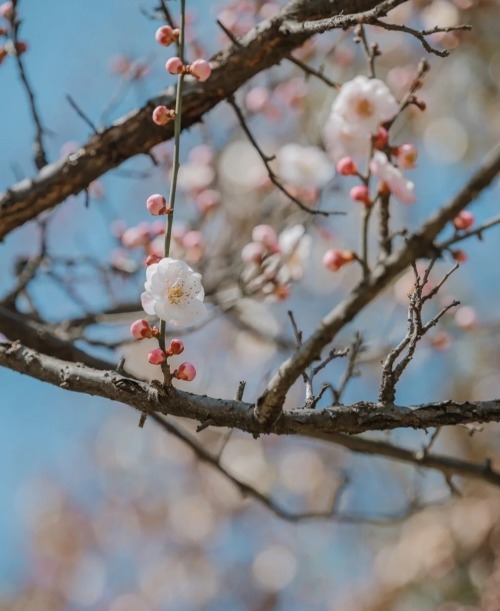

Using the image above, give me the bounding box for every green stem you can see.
[361,205,372,278]
[159,0,186,356]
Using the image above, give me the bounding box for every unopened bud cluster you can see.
[152,24,212,125]
[0,2,28,65]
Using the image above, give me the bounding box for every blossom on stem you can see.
[141,258,206,328]
[322,249,354,272]
[152,105,175,126]
[146,194,169,216]
[173,362,196,381]
[332,76,399,135]
[0,2,14,20]
[453,210,474,231]
[189,59,211,82]
[155,25,179,47]
[396,143,418,169]
[350,185,371,206]
[370,152,416,204]
[167,339,184,356]
[148,348,167,365]
[451,249,467,263]
[166,56,184,75]
[252,224,279,251]
[130,319,154,340]
[336,157,358,176]
[324,76,398,163]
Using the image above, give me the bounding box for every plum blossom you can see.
[173,362,197,381]
[370,151,416,204]
[141,258,206,328]
[323,113,372,163]
[332,76,398,135]
[324,76,399,162]
[278,224,312,282]
[453,210,474,231]
[277,143,334,189]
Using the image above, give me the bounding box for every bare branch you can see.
[255,144,500,425]
[0,0,393,239]
[3,342,500,488]
[371,19,472,58]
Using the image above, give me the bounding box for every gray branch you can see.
[0,0,401,239]
[2,341,500,488]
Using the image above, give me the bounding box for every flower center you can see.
[355,97,374,118]
[166,284,186,305]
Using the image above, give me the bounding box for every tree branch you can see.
[0,0,395,239]
[255,144,500,424]
[2,341,500,488]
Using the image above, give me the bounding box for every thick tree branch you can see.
[0,306,113,370]
[0,0,396,240]
[255,144,500,424]
[2,341,500,488]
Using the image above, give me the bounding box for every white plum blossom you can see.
[278,224,312,282]
[141,258,206,327]
[324,76,399,162]
[370,151,416,204]
[332,76,399,135]
[277,144,334,189]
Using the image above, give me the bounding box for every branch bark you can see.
[0,0,398,240]
[2,341,500,487]
[255,144,500,424]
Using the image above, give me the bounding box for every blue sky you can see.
[1,0,499,604]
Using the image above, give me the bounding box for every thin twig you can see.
[66,95,99,134]
[10,0,48,169]
[227,95,342,217]
[371,19,471,58]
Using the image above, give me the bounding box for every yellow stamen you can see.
[167,285,185,305]
[356,98,374,118]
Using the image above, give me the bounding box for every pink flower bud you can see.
[322,249,355,272]
[122,224,150,249]
[454,305,477,330]
[241,241,265,264]
[148,348,167,365]
[131,319,153,340]
[336,157,358,176]
[453,210,474,231]
[252,224,279,251]
[196,189,220,215]
[173,362,196,381]
[430,331,451,351]
[14,40,27,54]
[374,127,389,150]
[350,185,371,206]
[274,284,291,301]
[182,230,204,250]
[396,143,418,169]
[451,249,467,263]
[155,25,179,47]
[189,59,211,82]
[152,105,175,126]
[146,193,168,215]
[0,2,14,20]
[146,254,162,266]
[165,56,184,75]
[167,339,184,355]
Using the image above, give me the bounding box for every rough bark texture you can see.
[0,0,398,240]
[255,145,500,424]
[2,341,500,486]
